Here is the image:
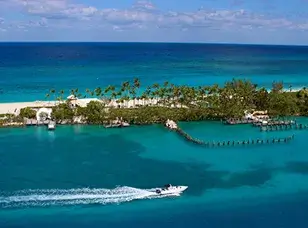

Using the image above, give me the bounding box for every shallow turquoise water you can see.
[1,121,308,227]
[1,42,308,227]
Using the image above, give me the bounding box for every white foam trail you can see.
[0,187,178,208]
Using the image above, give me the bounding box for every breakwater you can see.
[165,119,294,147]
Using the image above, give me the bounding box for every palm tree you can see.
[133,78,141,97]
[121,81,130,99]
[152,83,160,90]
[111,91,118,100]
[50,89,56,102]
[104,85,115,100]
[130,86,137,107]
[85,88,92,98]
[94,87,103,99]
[45,93,50,102]
[70,89,76,96]
[57,90,65,103]
[74,88,79,96]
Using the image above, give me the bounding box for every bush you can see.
[0,113,15,118]
[51,103,74,121]
[19,107,37,119]
[83,101,106,124]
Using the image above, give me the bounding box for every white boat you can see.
[154,184,188,196]
[48,121,56,130]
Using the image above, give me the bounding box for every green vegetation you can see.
[0,113,15,118]
[1,79,307,127]
[51,102,74,122]
[0,113,23,126]
[41,79,308,125]
[19,107,37,119]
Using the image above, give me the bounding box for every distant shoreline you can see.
[0,42,308,47]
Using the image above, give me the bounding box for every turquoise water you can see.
[1,42,308,227]
[1,43,308,102]
[1,121,308,227]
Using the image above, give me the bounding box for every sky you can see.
[0,0,308,44]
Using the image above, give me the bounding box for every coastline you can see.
[0,88,303,116]
[1,79,307,133]
[0,98,163,115]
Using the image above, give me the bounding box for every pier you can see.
[260,123,308,132]
[253,120,296,127]
[165,120,295,147]
[224,118,258,125]
[224,118,296,127]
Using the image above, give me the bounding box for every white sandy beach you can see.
[0,99,93,115]
[0,101,54,115]
[0,98,163,115]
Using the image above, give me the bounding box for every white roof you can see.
[67,95,77,100]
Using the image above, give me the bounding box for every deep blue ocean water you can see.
[1,43,308,227]
[1,42,308,102]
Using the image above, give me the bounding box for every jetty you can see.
[225,117,297,129]
[224,118,259,125]
[253,120,296,127]
[260,123,308,132]
[165,119,294,147]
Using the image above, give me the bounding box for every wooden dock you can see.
[175,127,294,147]
[165,120,295,148]
[260,123,308,132]
[253,120,296,127]
[224,118,258,125]
[224,118,296,127]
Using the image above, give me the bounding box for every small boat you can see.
[154,184,188,195]
[48,121,56,131]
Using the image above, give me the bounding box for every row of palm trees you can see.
[45,78,307,118]
[45,78,223,106]
[46,78,141,102]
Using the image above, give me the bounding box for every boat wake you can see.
[0,187,179,208]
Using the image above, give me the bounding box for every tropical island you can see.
[0,79,308,128]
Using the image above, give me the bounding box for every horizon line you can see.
[0,41,307,47]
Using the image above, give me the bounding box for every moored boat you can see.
[48,121,56,130]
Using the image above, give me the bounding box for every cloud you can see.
[1,0,308,38]
[0,0,98,20]
[132,1,156,11]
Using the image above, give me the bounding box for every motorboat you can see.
[154,184,188,195]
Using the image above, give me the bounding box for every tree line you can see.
[15,78,308,125]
